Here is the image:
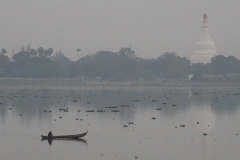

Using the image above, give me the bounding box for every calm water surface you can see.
[1,86,240,160]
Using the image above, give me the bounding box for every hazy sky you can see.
[0,0,239,60]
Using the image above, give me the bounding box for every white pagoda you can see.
[191,13,217,63]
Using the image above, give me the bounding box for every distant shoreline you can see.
[0,78,239,87]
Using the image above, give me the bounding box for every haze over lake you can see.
[1,1,240,60]
[1,85,240,160]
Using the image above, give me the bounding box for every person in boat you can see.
[48,131,53,138]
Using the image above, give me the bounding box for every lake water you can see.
[1,85,240,160]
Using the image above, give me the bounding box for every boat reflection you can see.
[41,138,88,146]
[48,139,52,145]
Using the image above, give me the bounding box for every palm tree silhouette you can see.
[76,49,81,59]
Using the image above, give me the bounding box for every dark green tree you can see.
[156,52,191,79]
[118,47,136,59]
[1,48,7,55]
[51,51,72,70]
[211,55,240,75]
[0,51,11,76]
[37,47,44,56]
[44,48,53,57]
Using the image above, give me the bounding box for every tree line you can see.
[0,45,240,81]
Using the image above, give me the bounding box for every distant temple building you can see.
[191,13,217,63]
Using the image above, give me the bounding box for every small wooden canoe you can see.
[41,131,88,140]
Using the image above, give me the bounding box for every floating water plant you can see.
[120,105,130,107]
[97,110,105,112]
[86,110,95,112]
[105,106,118,108]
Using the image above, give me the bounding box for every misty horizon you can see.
[0,1,239,61]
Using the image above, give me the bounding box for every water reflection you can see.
[48,139,52,145]
[41,138,88,146]
[0,87,240,124]
[1,86,240,160]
